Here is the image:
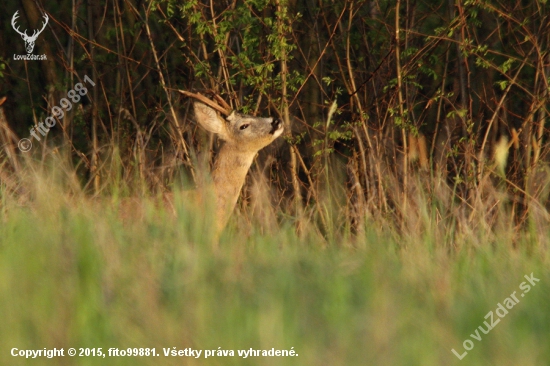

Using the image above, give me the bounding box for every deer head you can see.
[11,10,49,54]
[193,102,284,152]
[193,101,284,232]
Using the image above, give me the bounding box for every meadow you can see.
[1,0,550,364]
[0,157,548,366]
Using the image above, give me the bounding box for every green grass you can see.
[0,181,549,366]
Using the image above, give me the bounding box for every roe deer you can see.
[114,101,283,235]
[192,102,284,233]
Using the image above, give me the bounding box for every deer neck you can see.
[211,144,256,229]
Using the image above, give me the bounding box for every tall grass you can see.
[2,0,549,363]
[0,156,549,366]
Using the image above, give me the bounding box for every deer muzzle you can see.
[270,118,283,135]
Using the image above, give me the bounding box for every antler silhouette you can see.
[11,11,26,38]
[11,11,49,53]
[35,13,49,39]
[176,90,231,116]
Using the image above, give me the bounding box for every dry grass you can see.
[0,151,549,365]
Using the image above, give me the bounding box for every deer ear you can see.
[193,102,229,140]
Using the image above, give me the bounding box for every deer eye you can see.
[239,124,250,130]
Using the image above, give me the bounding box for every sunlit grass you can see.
[0,164,549,366]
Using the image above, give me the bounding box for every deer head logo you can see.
[11,10,49,54]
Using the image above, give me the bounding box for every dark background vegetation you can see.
[1,0,549,234]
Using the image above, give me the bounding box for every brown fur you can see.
[193,102,284,233]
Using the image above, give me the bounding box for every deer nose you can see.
[270,118,282,134]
